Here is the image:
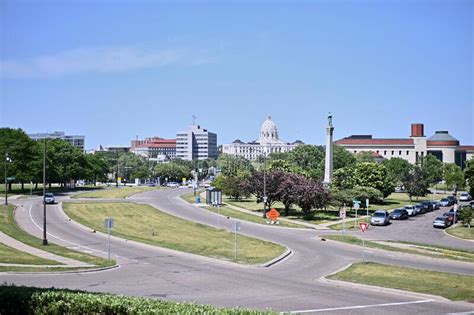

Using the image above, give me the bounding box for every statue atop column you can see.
[328,112,333,126]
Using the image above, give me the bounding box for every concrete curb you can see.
[262,250,292,267]
[1,264,120,275]
[58,202,292,269]
[318,263,452,303]
[444,226,474,243]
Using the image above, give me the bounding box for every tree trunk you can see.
[284,205,289,217]
[21,180,24,192]
[35,182,38,189]
[8,182,12,192]
[49,182,51,189]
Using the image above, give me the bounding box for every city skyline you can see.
[1,1,472,150]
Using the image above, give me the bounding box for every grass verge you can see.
[328,217,370,230]
[323,235,474,263]
[0,205,115,272]
[446,225,474,240]
[72,186,160,199]
[63,202,286,265]
[0,243,58,265]
[327,262,474,301]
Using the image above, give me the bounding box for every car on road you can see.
[430,201,440,210]
[404,205,417,216]
[370,210,391,226]
[44,193,55,204]
[440,198,451,207]
[166,182,179,188]
[459,192,472,202]
[390,208,409,220]
[421,201,434,212]
[433,216,451,228]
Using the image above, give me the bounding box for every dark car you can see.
[421,201,434,212]
[443,209,459,224]
[433,216,451,228]
[447,196,457,205]
[390,208,409,220]
[415,203,425,215]
[470,201,474,210]
[430,201,440,210]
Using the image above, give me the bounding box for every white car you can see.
[44,193,55,204]
[404,205,416,216]
[459,192,472,202]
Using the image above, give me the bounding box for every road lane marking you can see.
[288,299,434,313]
[27,205,138,263]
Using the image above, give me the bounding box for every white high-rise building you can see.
[28,131,85,151]
[222,116,304,160]
[176,125,218,160]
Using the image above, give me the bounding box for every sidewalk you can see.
[0,232,94,267]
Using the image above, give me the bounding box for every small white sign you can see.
[354,203,360,210]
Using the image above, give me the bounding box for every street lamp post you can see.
[4,153,10,206]
[42,140,48,245]
[262,153,267,218]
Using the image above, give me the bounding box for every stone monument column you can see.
[324,113,334,185]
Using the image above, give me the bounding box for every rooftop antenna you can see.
[192,115,197,125]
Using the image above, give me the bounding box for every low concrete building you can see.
[336,123,473,168]
[131,137,176,162]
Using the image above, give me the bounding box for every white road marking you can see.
[447,312,474,315]
[27,205,139,263]
[288,299,434,313]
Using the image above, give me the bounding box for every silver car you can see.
[370,210,390,226]
[459,192,472,202]
[44,193,55,204]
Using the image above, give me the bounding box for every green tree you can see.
[85,154,109,185]
[333,145,357,170]
[0,128,38,191]
[418,154,443,186]
[402,164,429,201]
[217,154,254,176]
[353,162,394,198]
[286,145,325,179]
[155,162,191,182]
[332,166,356,189]
[464,159,474,197]
[443,163,464,190]
[355,151,376,163]
[459,206,472,228]
[382,158,411,187]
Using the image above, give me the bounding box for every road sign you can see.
[6,177,15,181]
[104,218,114,229]
[366,198,369,208]
[353,199,361,204]
[266,208,280,221]
[339,208,346,219]
[359,222,369,233]
[353,203,360,210]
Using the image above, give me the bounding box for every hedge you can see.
[0,284,276,315]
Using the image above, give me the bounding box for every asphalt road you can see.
[2,189,473,314]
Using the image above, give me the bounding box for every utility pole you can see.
[4,153,9,206]
[262,153,267,218]
[43,140,48,245]
[116,152,119,187]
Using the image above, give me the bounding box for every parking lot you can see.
[361,201,473,251]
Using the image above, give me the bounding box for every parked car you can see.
[421,201,434,212]
[459,192,472,202]
[433,216,451,228]
[414,204,424,215]
[390,208,409,220]
[370,210,391,226]
[404,205,417,216]
[440,198,451,207]
[443,209,459,224]
[447,196,457,205]
[44,193,55,204]
[167,182,179,188]
[470,201,474,210]
[430,201,440,210]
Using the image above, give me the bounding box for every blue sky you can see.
[1,0,472,150]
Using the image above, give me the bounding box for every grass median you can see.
[323,235,474,263]
[0,243,57,265]
[72,186,160,199]
[327,262,474,301]
[63,202,286,265]
[0,205,114,272]
[446,224,474,240]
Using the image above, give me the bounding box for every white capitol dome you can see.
[259,116,280,143]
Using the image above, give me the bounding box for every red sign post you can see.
[359,222,369,233]
[266,208,280,223]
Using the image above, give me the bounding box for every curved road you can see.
[3,189,474,314]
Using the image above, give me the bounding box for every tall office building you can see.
[28,131,85,151]
[176,124,218,160]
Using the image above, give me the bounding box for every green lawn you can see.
[0,243,58,265]
[328,217,370,230]
[446,224,474,240]
[72,186,160,199]
[0,205,114,272]
[323,235,474,263]
[63,202,286,265]
[328,262,474,301]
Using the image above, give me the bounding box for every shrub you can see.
[0,284,276,315]
[459,206,473,228]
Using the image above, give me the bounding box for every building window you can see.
[376,150,379,154]
[406,151,409,155]
[391,151,394,155]
[399,151,401,155]
[384,151,387,155]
